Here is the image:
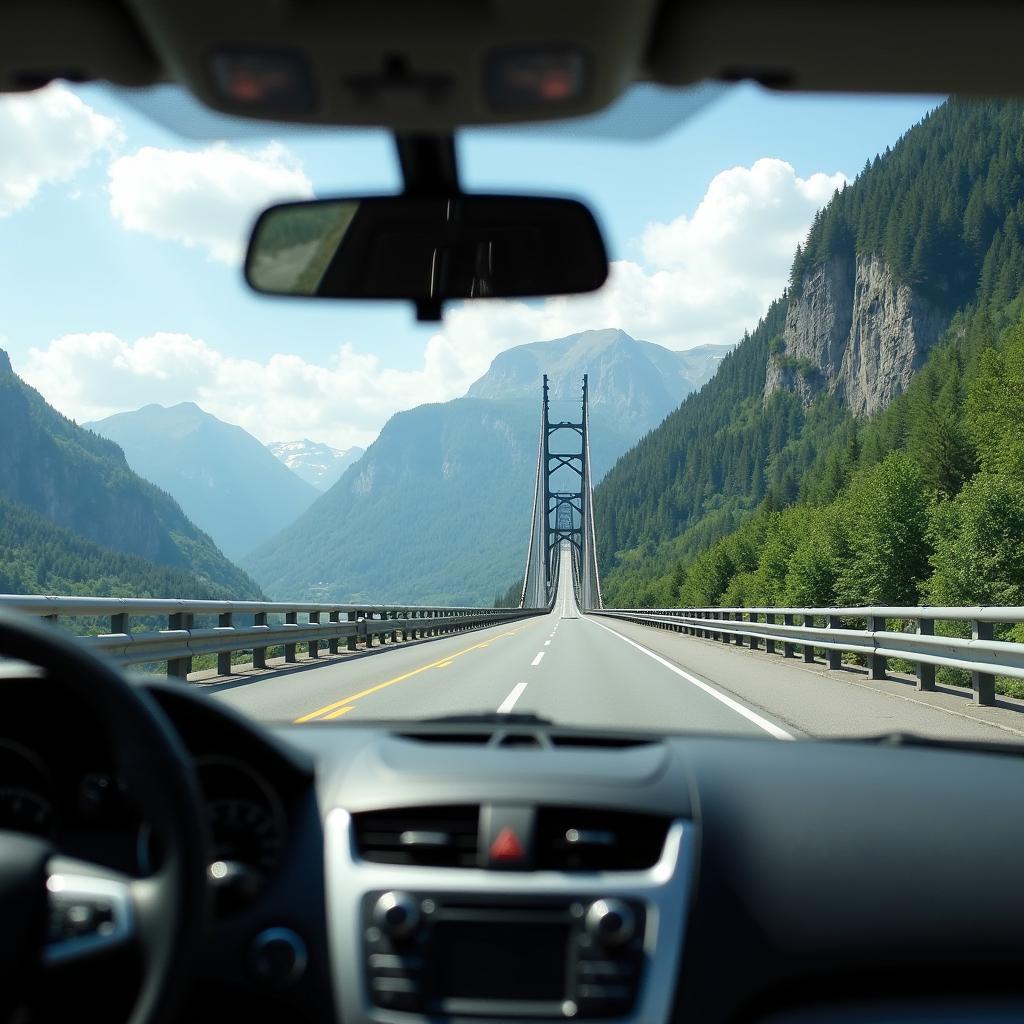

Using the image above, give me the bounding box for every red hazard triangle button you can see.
[489,827,525,862]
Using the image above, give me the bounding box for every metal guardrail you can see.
[594,606,1024,706]
[0,595,538,679]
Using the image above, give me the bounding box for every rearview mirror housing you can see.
[244,194,608,320]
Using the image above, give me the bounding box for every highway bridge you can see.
[6,376,1024,744]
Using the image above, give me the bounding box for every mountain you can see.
[596,98,1024,612]
[467,329,731,437]
[267,439,365,491]
[0,353,261,599]
[0,493,248,599]
[245,329,729,604]
[85,403,318,559]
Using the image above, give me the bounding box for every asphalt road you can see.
[209,548,1024,743]
[209,548,785,738]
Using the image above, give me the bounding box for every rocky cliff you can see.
[765,253,949,416]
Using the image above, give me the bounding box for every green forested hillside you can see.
[0,351,262,599]
[0,495,248,599]
[597,99,1024,606]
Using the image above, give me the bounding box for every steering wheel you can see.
[0,610,208,1024]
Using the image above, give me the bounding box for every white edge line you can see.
[585,617,795,741]
[531,652,545,667]
[544,640,551,646]
[497,682,528,714]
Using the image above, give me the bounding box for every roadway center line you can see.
[531,652,545,667]
[293,624,532,723]
[584,617,795,741]
[497,682,528,714]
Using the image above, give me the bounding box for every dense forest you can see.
[0,494,248,599]
[598,99,1024,612]
[0,350,264,600]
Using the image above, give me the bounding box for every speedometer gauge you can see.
[0,740,57,837]
[196,755,287,877]
[0,785,55,836]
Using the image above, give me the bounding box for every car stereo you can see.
[362,890,646,1018]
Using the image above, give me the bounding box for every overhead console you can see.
[119,0,659,130]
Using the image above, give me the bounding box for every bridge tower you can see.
[520,375,603,610]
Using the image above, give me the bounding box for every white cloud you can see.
[0,84,119,217]
[19,331,455,451]
[108,141,313,263]
[412,158,848,390]
[19,156,848,449]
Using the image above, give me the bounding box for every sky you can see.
[0,80,940,450]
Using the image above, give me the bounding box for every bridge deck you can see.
[207,550,1024,744]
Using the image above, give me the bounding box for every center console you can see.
[325,807,694,1024]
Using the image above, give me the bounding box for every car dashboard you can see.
[4,673,1024,1024]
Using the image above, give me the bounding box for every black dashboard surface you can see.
[5,672,1024,1022]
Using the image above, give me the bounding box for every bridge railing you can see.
[0,595,539,679]
[593,606,1024,706]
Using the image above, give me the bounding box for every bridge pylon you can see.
[519,375,603,610]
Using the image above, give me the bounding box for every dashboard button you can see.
[373,891,420,940]
[584,899,636,947]
[247,927,308,987]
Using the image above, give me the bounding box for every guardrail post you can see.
[167,612,193,679]
[803,615,815,663]
[916,617,935,690]
[285,612,298,662]
[391,612,399,643]
[971,619,996,705]
[866,615,887,680]
[217,612,233,675]
[347,611,358,652]
[749,613,761,650]
[328,612,340,655]
[308,612,320,659]
[733,612,745,646]
[110,612,128,635]
[782,613,796,658]
[827,615,842,669]
[253,612,267,668]
[765,614,776,655]
[364,613,374,648]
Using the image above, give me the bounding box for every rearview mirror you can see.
[244,195,608,320]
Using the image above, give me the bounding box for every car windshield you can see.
[6,80,1024,746]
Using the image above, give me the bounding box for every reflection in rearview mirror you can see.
[244,195,608,319]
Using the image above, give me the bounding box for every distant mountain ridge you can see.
[468,329,731,437]
[267,439,364,491]
[245,329,729,604]
[86,403,319,559]
[0,353,260,599]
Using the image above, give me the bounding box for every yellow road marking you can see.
[323,706,355,720]
[293,623,534,723]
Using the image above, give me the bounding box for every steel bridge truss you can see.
[520,375,603,610]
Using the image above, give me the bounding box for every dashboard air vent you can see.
[352,805,480,867]
[535,807,670,871]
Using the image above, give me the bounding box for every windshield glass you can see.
[8,80,1024,745]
